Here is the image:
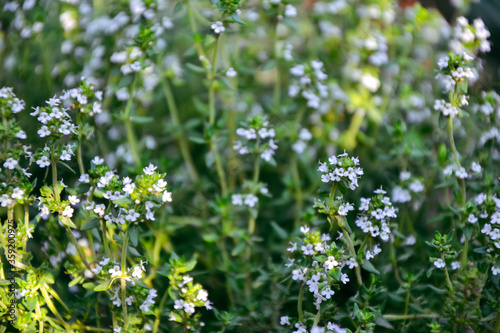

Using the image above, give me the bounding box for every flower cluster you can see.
[284,226,354,326]
[391,171,425,210]
[165,255,212,332]
[449,16,491,55]
[0,87,33,208]
[318,152,363,190]
[355,187,397,242]
[289,60,329,109]
[233,116,278,163]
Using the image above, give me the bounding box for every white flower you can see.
[338,202,354,216]
[244,194,258,207]
[340,273,349,284]
[4,158,18,170]
[68,195,80,205]
[451,261,461,270]
[162,191,173,203]
[492,266,500,276]
[360,73,380,92]
[197,289,208,301]
[79,174,90,183]
[226,67,237,77]
[109,265,122,277]
[284,4,297,17]
[287,242,297,252]
[434,259,445,269]
[126,209,140,222]
[91,265,102,275]
[324,256,339,270]
[302,244,314,255]
[471,162,482,173]
[36,156,51,168]
[467,214,478,224]
[92,156,104,165]
[300,225,310,234]
[280,316,290,325]
[62,205,74,218]
[11,187,24,200]
[143,163,157,175]
[232,194,243,206]
[211,21,225,34]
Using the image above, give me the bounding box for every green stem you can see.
[443,253,454,292]
[64,224,91,271]
[298,283,305,322]
[448,117,468,267]
[209,38,220,126]
[24,205,29,250]
[312,310,321,327]
[342,227,362,286]
[291,156,303,230]
[389,240,403,285]
[123,78,141,169]
[101,218,111,257]
[161,78,199,183]
[121,227,129,330]
[41,287,70,330]
[383,314,440,320]
[153,288,170,333]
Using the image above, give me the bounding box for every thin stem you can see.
[342,227,362,286]
[153,288,170,333]
[383,314,440,320]
[298,283,305,322]
[312,310,321,327]
[24,205,29,250]
[443,253,454,292]
[389,240,403,285]
[101,218,111,257]
[41,287,70,330]
[161,78,199,183]
[209,38,220,126]
[123,78,141,169]
[121,227,130,330]
[64,224,91,271]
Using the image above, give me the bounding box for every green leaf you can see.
[270,221,287,239]
[457,81,468,94]
[60,217,77,229]
[262,60,276,71]
[128,224,140,247]
[231,12,246,25]
[82,282,96,289]
[59,161,77,174]
[463,225,473,240]
[361,260,380,275]
[186,63,206,74]
[188,135,206,144]
[473,247,488,254]
[426,284,446,294]
[128,246,143,257]
[231,242,246,256]
[113,198,131,206]
[218,76,236,91]
[69,275,83,287]
[94,279,114,291]
[376,316,394,329]
[80,218,99,231]
[202,233,219,242]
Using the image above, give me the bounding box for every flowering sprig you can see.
[355,187,397,242]
[428,230,457,292]
[289,60,329,109]
[161,254,213,332]
[233,116,278,163]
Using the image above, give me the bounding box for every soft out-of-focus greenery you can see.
[1,0,500,332]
